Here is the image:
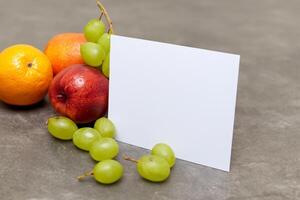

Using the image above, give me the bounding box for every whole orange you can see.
[45,33,86,75]
[0,44,53,106]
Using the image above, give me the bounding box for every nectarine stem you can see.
[77,170,94,181]
[96,0,114,34]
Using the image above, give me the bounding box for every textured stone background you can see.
[0,0,299,199]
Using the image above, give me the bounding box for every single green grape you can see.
[80,42,106,67]
[47,116,78,140]
[84,19,106,42]
[89,138,119,161]
[97,33,111,53]
[102,54,110,78]
[137,155,170,182]
[151,143,176,168]
[93,160,123,184]
[73,128,101,151]
[94,117,115,138]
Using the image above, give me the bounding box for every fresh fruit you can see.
[151,143,176,168]
[73,128,101,151]
[93,160,123,184]
[102,54,110,78]
[84,19,106,42]
[0,44,53,106]
[97,33,110,53]
[80,42,106,67]
[89,138,119,161]
[47,116,78,140]
[124,154,171,182]
[94,117,116,138]
[45,33,86,75]
[137,155,170,182]
[48,64,109,124]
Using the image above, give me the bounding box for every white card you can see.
[109,35,240,171]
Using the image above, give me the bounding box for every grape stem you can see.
[45,115,57,126]
[123,154,138,163]
[96,0,114,34]
[77,170,94,181]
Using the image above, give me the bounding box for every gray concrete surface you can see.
[0,0,300,199]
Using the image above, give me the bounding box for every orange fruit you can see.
[0,44,53,106]
[45,33,86,75]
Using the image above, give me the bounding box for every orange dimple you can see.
[0,44,53,106]
[45,33,86,75]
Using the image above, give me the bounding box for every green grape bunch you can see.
[123,143,176,182]
[80,0,113,78]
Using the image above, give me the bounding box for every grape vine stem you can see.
[96,0,114,34]
[45,115,58,126]
[77,170,94,181]
[123,154,138,163]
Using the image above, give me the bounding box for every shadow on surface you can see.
[0,99,48,112]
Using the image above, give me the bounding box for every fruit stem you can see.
[99,12,104,20]
[77,170,94,181]
[123,154,138,163]
[96,0,114,34]
[45,115,58,126]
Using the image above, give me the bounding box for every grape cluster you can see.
[48,116,122,184]
[124,143,175,182]
[81,18,111,78]
[47,116,176,184]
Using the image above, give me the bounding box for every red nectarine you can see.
[48,64,109,124]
